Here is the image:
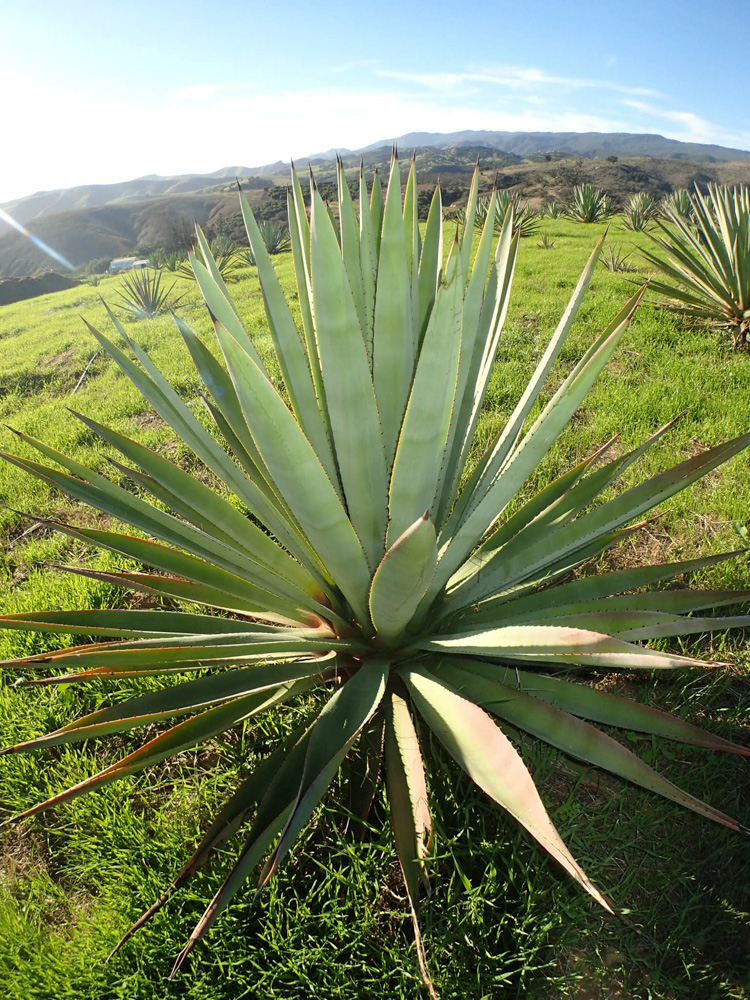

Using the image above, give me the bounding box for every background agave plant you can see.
[539,199,563,218]
[114,267,183,319]
[661,187,694,221]
[177,236,243,282]
[1,154,749,992]
[565,183,617,223]
[642,184,750,348]
[621,191,659,232]
[239,220,292,266]
[474,190,540,239]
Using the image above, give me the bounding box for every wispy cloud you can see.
[377,65,661,98]
[621,98,750,148]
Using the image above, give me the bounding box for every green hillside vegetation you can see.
[0,214,748,999]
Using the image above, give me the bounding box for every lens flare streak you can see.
[0,208,74,270]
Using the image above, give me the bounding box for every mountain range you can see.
[2,129,750,279]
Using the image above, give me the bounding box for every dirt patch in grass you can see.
[597,522,684,572]
[132,411,165,432]
[40,347,78,370]
[0,829,48,889]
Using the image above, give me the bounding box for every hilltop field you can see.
[0,218,749,999]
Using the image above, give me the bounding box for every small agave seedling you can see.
[1,154,749,990]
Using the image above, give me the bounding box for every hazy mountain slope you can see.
[0,171,268,238]
[0,192,246,277]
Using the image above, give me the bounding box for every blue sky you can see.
[2,0,749,202]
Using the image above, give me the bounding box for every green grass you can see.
[1,219,749,999]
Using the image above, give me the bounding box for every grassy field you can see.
[0,217,749,999]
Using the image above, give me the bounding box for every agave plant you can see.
[661,187,694,221]
[177,237,242,282]
[621,191,659,232]
[2,155,750,991]
[599,245,638,273]
[539,200,563,219]
[239,220,292,266]
[114,267,183,318]
[565,183,617,223]
[474,190,539,239]
[642,184,750,348]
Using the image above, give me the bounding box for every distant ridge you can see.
[3,129,750,278]
[362,130,750,163]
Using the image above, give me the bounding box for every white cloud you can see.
[621,99,750,148]
[377,65,661,98]
[2,61,748,204]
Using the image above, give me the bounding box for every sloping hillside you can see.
[0,191,262,277]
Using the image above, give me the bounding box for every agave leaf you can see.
[239,191,338,486]
[401,666,612,911]
[211,321,372,624]
[0,446,319,611]
[169,722,315,976]
[4,681,312,827]
[441,286,645,587]
[457,550,746,627]
[448,436,616,591]
[287,182,329,437]
[32,518,326,625]
[3,660,327,752]
[259,657,389,886]
[458,161,480,279]
[453,413,683,593]
[435,191,511,523]
[432,659,743,830]
[110,721,310,958]
[370,168,384,255]
[336,158,367,336]
[370,514,437,642]
[403,155,421,348]
[455,431,750,610]
[416,184,443,345]
[468,232,607,513]
[384,690,431,899]
[84,317,289,526]
[309,186,389,568]
[387,242,463,542]
[0,630,353,678]
[373,153,413,463]
[48,560,302,625]
[175,316,332,584]
[68,409,318,596]
[188,250,266,371]
[358,163,378,357]
[421,622,711,670]
[442,657,749,755]
[0,608,270,638]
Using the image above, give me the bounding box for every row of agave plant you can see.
[525,182,750,350]
[2,154,748,991]
[473,184,703,232]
